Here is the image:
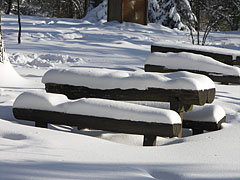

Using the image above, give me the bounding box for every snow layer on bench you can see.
[152,41,240,60]
[13,92,181,124]
[130,102,226,123]
[183,104,226,123]
[42,67,215,90]
[146,52,240,76]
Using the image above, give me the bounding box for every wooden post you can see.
[170,98,185,138]
[143,135,157,146]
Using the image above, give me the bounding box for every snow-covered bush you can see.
[148,0,196,30]
[89,0,196,31]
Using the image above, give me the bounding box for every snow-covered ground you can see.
[0,12,240,180]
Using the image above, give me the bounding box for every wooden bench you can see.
[145,52,240,84]
[13,92,182,146]
[138,102,226,135]
[151,42,240,66]
[41,68,217,134]
[42,68,215,118]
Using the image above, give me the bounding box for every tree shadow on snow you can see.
[0,162,238,180]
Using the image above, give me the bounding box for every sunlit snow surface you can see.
[0,13,240,180]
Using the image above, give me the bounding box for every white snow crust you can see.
[153,41,240,60]
[146,52,240,76]
[13,92,181,124]
[42,67,215,90]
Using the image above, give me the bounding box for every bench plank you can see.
[151,44,240,66]
[183,116,226,135]
[145,64,240,84]
[13,108,182,146]
[45,83,215,106]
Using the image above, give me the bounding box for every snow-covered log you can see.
[151,42,240,65]
[145,52,240,84]
[13,92,182,146]
[42,67,215,105]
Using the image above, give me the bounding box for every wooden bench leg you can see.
[143,135,157,146]
[35,121,48,128]
[170,98,185,138]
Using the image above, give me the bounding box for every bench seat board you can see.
[13,108,182,138]
[145,64,240,84]
[45,83,215,106]
[151,44,240,66]
[183,116,226,135]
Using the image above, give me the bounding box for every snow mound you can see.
[8,53,85,68]
[0,61,30,87]
[146,52,240,76]
[13,91,181,124]
[42,67,215,91]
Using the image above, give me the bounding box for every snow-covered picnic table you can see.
[42,68,215,107]
[40,67,221,134]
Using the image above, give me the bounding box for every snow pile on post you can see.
[42,68,215,91]
[0,60,30,87]
[146,52,240,76]
[13,92,181,125]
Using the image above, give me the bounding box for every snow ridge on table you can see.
[42,68,215,91]
[146,52,240,76]
[13,92,182,125]
[153,41,240,60]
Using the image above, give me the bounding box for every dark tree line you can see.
[189,0,240,45]
[2,0,94,19]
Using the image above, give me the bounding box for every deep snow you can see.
[0,13,240,180]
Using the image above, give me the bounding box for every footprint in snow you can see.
[2,133,28,141]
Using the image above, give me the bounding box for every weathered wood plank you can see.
[13,108,182,146]
[145,64,240,85]
[151,45,240,66]
[45,83,215,106]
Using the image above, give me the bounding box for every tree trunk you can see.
[0,11,4,63]
[17,0,21,44]
[6,0,12,14]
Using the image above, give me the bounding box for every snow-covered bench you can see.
[151,42,240,66]
[42,68,216,119]
[183,104,226,134]
[12,92,182,146]
[145,52,240,84]
[135,102,226,135]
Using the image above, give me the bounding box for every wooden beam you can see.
[145,64,240,85]
[45,83,215,106]
[13,108,182,143]
[151,45,240,66]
